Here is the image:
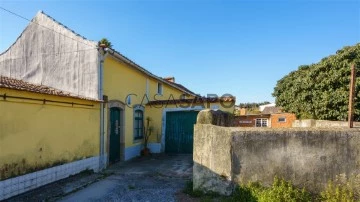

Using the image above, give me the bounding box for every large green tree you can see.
[273,43,360,121]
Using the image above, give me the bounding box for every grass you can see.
[183,177,357,202]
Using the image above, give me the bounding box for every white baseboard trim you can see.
[0,156,100,201]
[124,143,162,160]
[148,143,161,153]
[124,144,142,161]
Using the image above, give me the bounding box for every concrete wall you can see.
[194,111,360,195]
[293,119,360,128]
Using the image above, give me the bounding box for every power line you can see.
[0,48,97,62]
[0,7,97,49]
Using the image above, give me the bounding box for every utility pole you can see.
[348,64,356,128]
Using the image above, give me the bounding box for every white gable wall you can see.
[0,11,99,99]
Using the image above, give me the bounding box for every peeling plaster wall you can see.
[0,11,99,99]
[0,88,100,180]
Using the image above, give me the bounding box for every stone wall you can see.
[293,119,360,128]
[193,110,360,195]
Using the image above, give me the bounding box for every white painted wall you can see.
[0,11,99,99]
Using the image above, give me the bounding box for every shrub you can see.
[257,177,312,202]
[229,177,312,202]
[320,181,355,202]
[185,177,358,202]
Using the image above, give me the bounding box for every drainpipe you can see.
[98,46,107,170]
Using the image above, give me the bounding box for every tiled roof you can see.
[171,82,196,95]
[147,96,236,105]
[162,77,196,95]
[262,106,282,114]
[0,76,100,101]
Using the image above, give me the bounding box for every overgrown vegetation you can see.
[238,101,271,109]
[184,177,358,202]
[98,38,113,48]
[229,178,312,202]
[273,43,360,121]
[320,181,355,202]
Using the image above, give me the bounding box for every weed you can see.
[320,181,355,202]
[183,180,220,198]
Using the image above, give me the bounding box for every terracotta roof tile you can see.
[147,96,236,105]
[0,76,100,101]
[262,106,282,114]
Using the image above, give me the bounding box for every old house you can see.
[0,11,234,200]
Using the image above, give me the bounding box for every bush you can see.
[320,181,355,202]
[228,177,312,202]
[185,177,358,202]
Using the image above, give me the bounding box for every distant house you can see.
[234,106,296,128]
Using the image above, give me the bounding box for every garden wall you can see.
[293,119,360,128]
[193,110,360,195]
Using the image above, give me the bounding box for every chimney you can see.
[163,77,175,83]
[240,108,247,115]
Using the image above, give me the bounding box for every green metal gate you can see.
[165,110,199,154]
[109,107,121,163]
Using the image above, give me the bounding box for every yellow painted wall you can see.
[103,56,190,147]
[0,88,100,180]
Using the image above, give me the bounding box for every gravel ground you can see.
[89,174,187,202]
[60,155,193,202]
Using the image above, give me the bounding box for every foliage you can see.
[184,177,312,202]
[98,38,113,48]
[320,181,355,202]
[238,101,271,108]
[185,176,359,202]
[143,117,153,149]
[273,43,360,121]
[227,177,312,202]
[235,101,270,115]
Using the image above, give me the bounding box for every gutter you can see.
[99,48,108,170]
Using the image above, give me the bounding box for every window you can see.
[134,108,144,140]
[255,118,268,127]
[157,83,163,95]
[278,117,286,123]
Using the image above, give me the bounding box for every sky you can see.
[0,0,359,104]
